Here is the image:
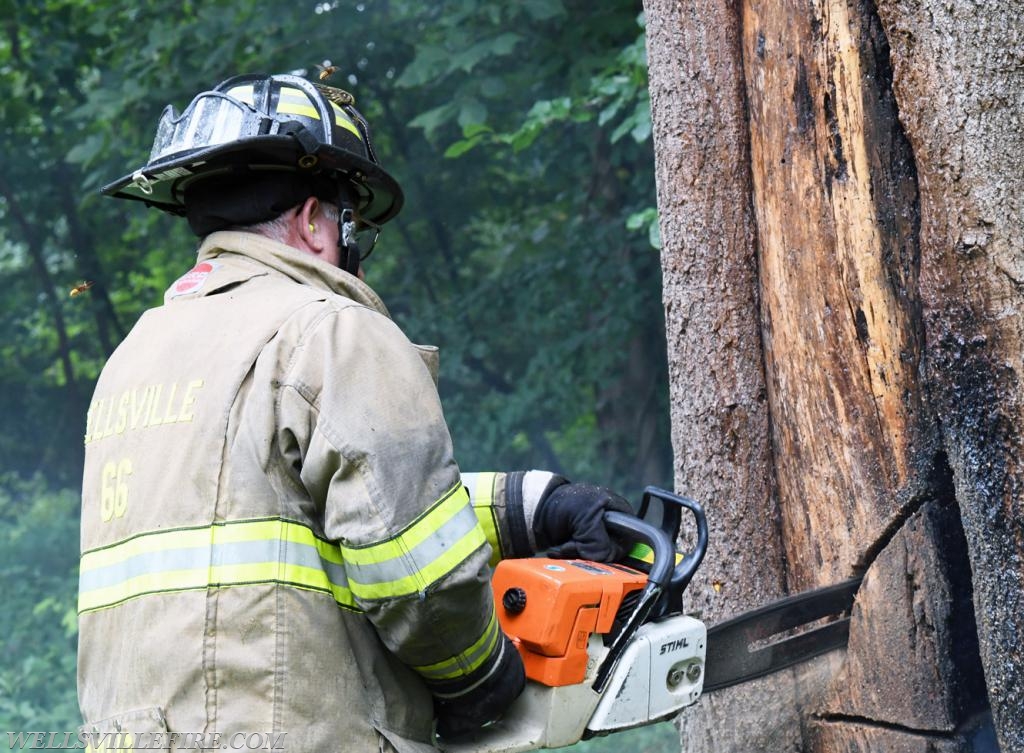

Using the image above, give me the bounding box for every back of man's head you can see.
[184,172,343,237]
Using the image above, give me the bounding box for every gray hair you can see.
[245,213,292,242]
[245,201,339,242]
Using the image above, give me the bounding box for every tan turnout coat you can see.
[78,232,548,752]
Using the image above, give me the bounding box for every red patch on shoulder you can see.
[171,261,217,297]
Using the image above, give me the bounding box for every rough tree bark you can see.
[644,2,799,751]
[871,4,1024,749]
[644,0,1021,750]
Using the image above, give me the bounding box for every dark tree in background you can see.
[645,0,1021,751]
[0,3,674,743]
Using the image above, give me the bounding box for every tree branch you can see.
[0,173,79,404]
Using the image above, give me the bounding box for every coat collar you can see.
[194,230,391,317]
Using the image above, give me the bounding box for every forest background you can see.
[0,1,679,750]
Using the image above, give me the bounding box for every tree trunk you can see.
[0,174,80,407]
[644,0,1020,750]
[644,1,799,751]
[56,163,126,356]
[872,4,1024,749]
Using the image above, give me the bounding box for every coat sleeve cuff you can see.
[506,471,567,557]
[412,608,504,698]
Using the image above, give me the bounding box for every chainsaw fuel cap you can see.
[502,587,528,615]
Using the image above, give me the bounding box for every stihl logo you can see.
[659,638,690,654]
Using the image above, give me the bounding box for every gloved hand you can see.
[434,633,526,740]
[533,482,633,562]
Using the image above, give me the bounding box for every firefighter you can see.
[78,73,633,752]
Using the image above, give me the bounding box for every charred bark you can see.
[645,0,1018,749]
[872,3,1024,748]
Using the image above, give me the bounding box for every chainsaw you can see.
[439,487,861,753]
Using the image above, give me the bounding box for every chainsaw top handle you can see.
[604,510,676,591]
[591,490,708,693]
[637,486,709,615]
[591,511,673,692]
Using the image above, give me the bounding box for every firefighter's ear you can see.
[298,197,324,249]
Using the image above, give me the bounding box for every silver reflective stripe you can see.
[78,518,354,613]
[342,498,485,600]
[79,539,346,593]
[461,472,492,503]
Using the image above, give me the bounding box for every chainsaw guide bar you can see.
[702,577,863,693]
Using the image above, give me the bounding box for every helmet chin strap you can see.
[338,205,361,277]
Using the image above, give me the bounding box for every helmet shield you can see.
[149,93,265,165]
[102,73,403,228]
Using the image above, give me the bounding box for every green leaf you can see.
[549,97,572,118]
[598,102,621,127]
[395,45,451,88]
[626,211,647,231]
[462,122,494,138]
[408,102,459,138]
[444,134,484,158]
[62,607,78,638]
[630,106,652,143]
[66,133,105,166]
[479,77,507,98]
[509,127,540,152]
[489,32,522,56]
[610,117,632,143]
[649,219,662,250]
[451,33,522,74]
[626,208,662,250]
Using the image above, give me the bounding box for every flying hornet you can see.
[316,62,339,81]
[69,280,95,298]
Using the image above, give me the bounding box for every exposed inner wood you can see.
[743,0,932,590]
[645,0,1021,748]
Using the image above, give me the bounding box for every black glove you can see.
[434,634,526,740]
[533,482,633,562]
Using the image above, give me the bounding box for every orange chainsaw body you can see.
[491,558,647,687]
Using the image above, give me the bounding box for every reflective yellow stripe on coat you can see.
[78,517,354,614]
[79,483,485,614]
[411,610,501,683]
[339,482,486,600]
[461,472,501,564]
